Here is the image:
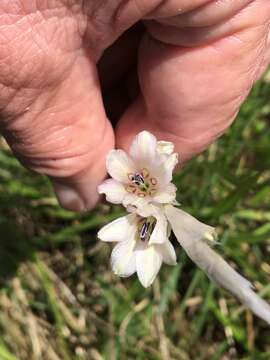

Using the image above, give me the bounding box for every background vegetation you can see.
[0,70,269,360]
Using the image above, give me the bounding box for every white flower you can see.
[98,211,176,288]
[98,130,270,326]
[98,131,178,209]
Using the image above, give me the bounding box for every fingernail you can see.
[52,182,86,212]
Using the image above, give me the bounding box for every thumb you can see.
[3,54,114,211]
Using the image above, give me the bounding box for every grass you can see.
[0,70,269,359]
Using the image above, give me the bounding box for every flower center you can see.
[126,168,157,197]
[138,217,156,242]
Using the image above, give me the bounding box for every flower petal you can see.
[106,149,136,183]
[136,245,162,288]
[157,241,177,266]
[165,205,216,244]
[165,153,179,173]
[129,131,157,164]
[148,155,176,188]
[122,193,150,214]
[98,179,127,204]
[98,214,137,242]
[148,210,168,245]
[152,183,177,204]
[111,237,137,277]
[157,141,174,155]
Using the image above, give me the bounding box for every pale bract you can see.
[98,130,270,325]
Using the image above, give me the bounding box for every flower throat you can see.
[127,168,157,197]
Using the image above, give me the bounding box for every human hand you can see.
[0,1,269,211]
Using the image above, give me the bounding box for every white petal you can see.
[128,202,164,222]
[122,193,151,214]
[106,149,136,183]
[152,183,177,204]
[98,214,137,242]
[165,153,179,172]
[98,179,127,204]
[136,245,162,288]
[157,141,174,155]
[149,155,175,188]
[111,237,137,277]
[157,241,177,266]
[165,205,270,325]
[165,205,216,244]
[148,210,168,245]
[129,131,157,164]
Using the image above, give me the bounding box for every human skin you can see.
[0,1,269,211]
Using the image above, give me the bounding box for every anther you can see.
[131,173,145,186]
[140,221,150,242]
[150,177,157,186]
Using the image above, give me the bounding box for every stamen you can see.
[138,217,157,242]
[128,173,135,181]
[141,168,150,178]
[150,177,157,186]
[126,185,136,193]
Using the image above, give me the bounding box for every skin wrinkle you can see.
[10,107,102,158]
[146,0,270,47]
[138,29,261,116]
[152,90,248,137]
[157,0,254,28]
[113,0,164,26]
[0,2,88,125]
[145,0,213,18]
[0,23,69,88]
[4,52,107,170]
[13,120,113,178]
